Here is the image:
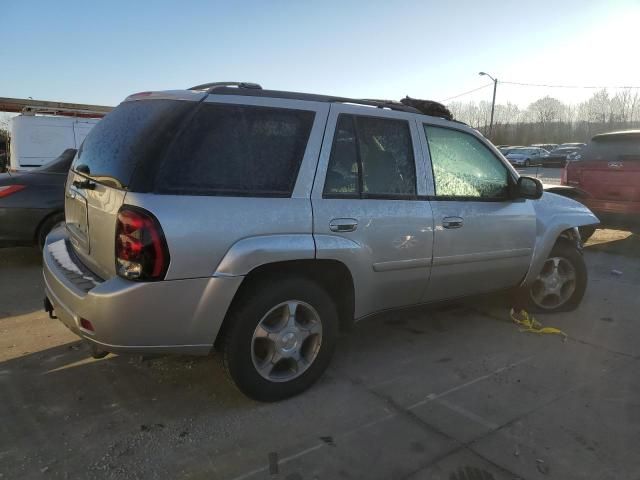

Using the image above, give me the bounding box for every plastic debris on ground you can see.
[510,308,567,340]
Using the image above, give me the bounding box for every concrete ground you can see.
[1,229,639,480]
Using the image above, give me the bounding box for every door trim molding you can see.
[372,257,431,272]
[432,248,531,267]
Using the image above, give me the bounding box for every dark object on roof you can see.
[399,97,453,120]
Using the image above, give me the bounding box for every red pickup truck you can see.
[561,130,640,236]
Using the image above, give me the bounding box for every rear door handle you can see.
[329,218,358,232]
[442,216,464,229]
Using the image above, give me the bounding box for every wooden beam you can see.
[0,97,113,118]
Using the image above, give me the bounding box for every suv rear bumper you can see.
[582,199,640,227]
[43,227,243,355]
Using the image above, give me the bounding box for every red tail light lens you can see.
[561,165,568,185]
[0,185,26,198]
[115,206,169,281]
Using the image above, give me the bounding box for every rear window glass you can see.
[72,100,195,189]
[155,103,315,197]
[583,137,640,161]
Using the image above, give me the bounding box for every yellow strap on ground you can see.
[509,308,567,340]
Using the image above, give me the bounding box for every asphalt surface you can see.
[1,226,640,480]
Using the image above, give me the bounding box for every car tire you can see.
[37,213,65,250]
[516,238,587,313]
[219,276,339,402]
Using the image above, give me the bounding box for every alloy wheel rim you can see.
[530,256,576,310]
[251,300,323,382]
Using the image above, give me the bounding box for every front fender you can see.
[521,192,599,286]
[214,234,315,277]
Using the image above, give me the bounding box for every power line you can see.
[440,83,493,102]
[501,81,640,89]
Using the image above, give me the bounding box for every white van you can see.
[9,114,100,171]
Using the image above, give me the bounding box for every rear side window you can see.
[155,104,315,197]
[73,100,194,189]
[324,114,416,198]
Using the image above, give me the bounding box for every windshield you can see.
[582,136,640,161]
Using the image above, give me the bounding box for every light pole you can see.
[479,72,497,139]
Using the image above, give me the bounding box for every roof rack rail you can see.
[188,82,263,93]
[350,98,421,114]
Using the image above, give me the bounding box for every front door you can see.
[419,123,536,302]
[311,105,434,318]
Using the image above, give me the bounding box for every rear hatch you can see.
[65,94,201,279]
[569,133,640,202]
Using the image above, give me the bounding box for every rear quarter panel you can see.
[123,195,314,279]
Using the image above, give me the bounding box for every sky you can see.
[1,0,640,110]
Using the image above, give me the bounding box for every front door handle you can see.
[329,218,358,233]
[442,216,464,229]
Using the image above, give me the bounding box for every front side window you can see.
[324,114,416,197]
[156,104,315,196]
[424,125,509,199]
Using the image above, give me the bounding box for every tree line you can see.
[447,88,640,146]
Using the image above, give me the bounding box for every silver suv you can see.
[43,82,598,401]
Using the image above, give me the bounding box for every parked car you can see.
[505,147,548,167]
[531,143,558,152]
[559,142,586,149]
[561,130,640,235]
[0,148,75,248]
[42,83,597,401]
[544,146,582,167]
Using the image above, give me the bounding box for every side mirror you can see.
[516,176,543,199]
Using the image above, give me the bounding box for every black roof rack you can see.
[188,82,263,93]
[186,83,462,119]
[194,86,421,114]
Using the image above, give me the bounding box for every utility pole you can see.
[479,72,497,139]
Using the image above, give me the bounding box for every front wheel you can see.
[219,277,338,402]
[517,239,587,313]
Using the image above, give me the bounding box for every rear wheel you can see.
[37,213,65,250]
[219,277,338,402]
[519,239,587,313]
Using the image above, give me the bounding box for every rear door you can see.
[311,105,434,317]
[419,123,536,302]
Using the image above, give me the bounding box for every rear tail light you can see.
[115,206,169,281]
[0,185,26,198]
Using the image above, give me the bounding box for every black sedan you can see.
[0,148,75,249]
[541,146,582,167]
